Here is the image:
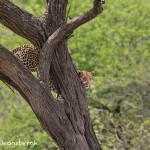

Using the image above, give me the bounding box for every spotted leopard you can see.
[12,45,39,72]
[11,45,95,90]
[77,70,95,89]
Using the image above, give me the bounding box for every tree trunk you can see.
[0,0,104,149]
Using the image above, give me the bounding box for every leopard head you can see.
[77,70,95,89]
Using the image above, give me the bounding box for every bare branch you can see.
[0,0,45,47]
[38,27,68,85]
[71,0,103,28]
[39,0,104,87]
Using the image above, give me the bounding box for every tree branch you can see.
[0,44,88,149]
[39,0,104,88]
[0,44,53,103]
[0,0,45,47]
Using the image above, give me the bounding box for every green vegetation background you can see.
[0,0,150,149]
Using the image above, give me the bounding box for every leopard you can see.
[12,45,39,72]
[11,45,95,91]
[77,70,95,89]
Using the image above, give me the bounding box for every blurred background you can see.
[0,0,150,149]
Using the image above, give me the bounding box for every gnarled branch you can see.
[0,0,45,47]
[39,0,104,89]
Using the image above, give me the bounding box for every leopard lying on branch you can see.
[12,45,95,92]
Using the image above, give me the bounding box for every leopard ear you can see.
[91,71,95,75]
[77,70,82,76]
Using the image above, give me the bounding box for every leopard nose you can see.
[101,0,105,4]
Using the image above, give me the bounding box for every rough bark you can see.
[0,0,104,149]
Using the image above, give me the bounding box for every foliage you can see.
[0,0,150,149]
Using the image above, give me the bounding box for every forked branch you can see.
[39,0,104,87]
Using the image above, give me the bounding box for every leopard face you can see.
[77,70,95,89]
[49,70,95,92]
[12,45,39,72]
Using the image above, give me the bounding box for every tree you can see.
[0,0,104,149]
